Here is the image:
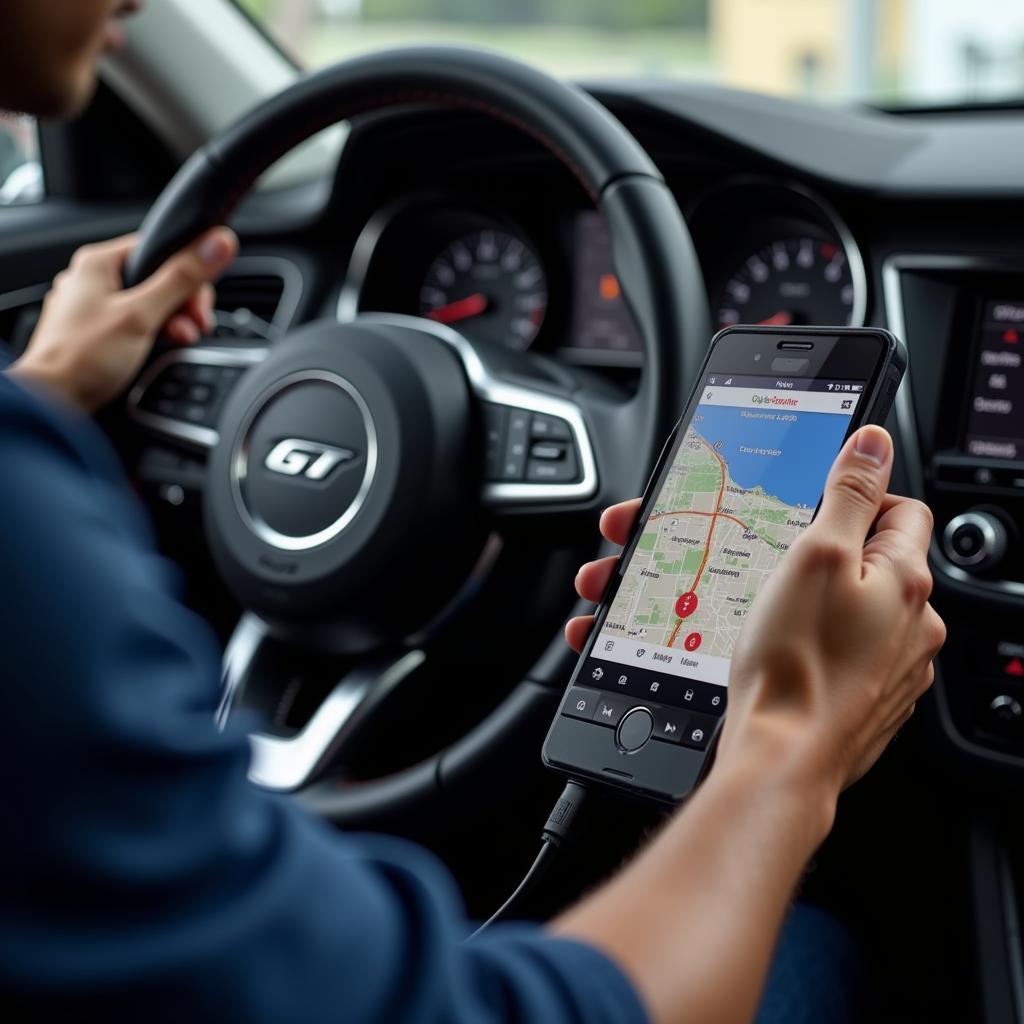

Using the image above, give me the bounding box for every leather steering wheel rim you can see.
[125,46,710,827]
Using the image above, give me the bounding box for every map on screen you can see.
[595,379,860,687]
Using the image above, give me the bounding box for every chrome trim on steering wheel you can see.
[247,649,426,792]
[216,612,268,729]
[356,313,599,505]
[127,345,268,449]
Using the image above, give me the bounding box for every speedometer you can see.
[716,236,856,329]
[419,229,547,350]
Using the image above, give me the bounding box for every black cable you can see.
[469,780,589,939]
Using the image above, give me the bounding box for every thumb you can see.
[124,228,238,330]
[812,425,894,547]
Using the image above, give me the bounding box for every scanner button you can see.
[651,706,689,744]
[680,712,717,751]
[616,707,655,753]
[561,687,599,722]
[591,696,627,727]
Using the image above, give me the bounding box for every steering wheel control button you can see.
[483,403,508,481]
[485,407,581,483]
[680,713,717,751]
[651,706,689,744]
[137,358,242,430]
[530,442,566,461]
[616,707,655,753]
[562,687,600,722]
[527,443,580,483]
[942,511,1008,571]
[531,413,573,441]
[500,409,531,480]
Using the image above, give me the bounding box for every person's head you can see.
[0,0,142,119]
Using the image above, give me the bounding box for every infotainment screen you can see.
[964,300,1024,461]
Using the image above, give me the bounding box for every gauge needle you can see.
[426,293,489,325]
[757,311,794,326]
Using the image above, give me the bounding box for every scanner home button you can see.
[616,707,655,753]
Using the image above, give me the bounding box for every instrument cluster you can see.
[339,179,867,368]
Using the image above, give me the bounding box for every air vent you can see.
[211,258,301,341]
[217,273,284,322]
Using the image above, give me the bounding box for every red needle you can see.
[757,310,794,326]
[426,293,489,325]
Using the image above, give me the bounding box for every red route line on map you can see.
[666,439,728,649]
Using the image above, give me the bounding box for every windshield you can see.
[236,0,1024,108]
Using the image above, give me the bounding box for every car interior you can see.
[7,1,1024,1020]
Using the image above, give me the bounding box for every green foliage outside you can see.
[235,0,711,79]
[237,0,707,30]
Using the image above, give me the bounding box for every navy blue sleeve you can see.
[0,376,648,1024]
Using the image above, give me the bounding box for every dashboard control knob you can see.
[990,694,1023,724]
[942,512,1008,571]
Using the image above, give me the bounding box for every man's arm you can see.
[0,377,645,1024]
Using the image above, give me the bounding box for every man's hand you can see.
[722,424,945,793]
[8,228,238,413]
[568,424,944,797]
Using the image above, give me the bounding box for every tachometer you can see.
[419,229,547,350]
[716,236,856,329]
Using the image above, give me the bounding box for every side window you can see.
[0,115,43,206]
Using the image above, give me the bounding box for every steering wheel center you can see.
[205,318,486,652]
[232,370,378,552]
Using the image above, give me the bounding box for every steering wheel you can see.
[123,47,710,827]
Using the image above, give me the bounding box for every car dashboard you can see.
[119,81,1024,788]
[301,88,1024,784]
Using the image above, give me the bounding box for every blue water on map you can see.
[687,401,854,509]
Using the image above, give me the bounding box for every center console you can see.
[885,256,1024,763]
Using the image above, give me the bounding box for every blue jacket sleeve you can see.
[0,377,647,1024]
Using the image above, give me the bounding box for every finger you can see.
[599,499,642,546]
[887,662,934,728]
[915,659,937,699]
[66,234,139,284]
[811,426,894,552]
[864,496,933,565]
[864,511,940,605]
[124,228,238,331]
[565,615,595,653]
[575,556,619,603]
[74,233,138,262]
[180,282,216,335]
[202,282,217,333]
[919,605,947,661]
[164,314,200,346]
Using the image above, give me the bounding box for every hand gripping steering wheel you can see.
[124,47,710,826]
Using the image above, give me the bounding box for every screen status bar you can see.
[702,373,865,394]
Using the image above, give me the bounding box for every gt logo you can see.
[264,439,356,481]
